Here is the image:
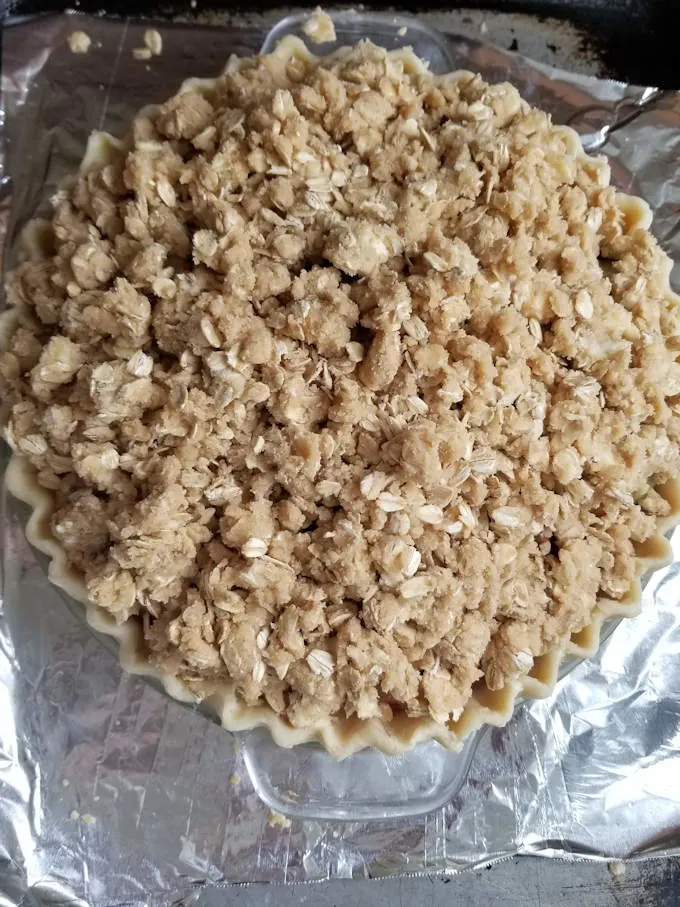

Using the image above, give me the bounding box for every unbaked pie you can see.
[2,34,680,758]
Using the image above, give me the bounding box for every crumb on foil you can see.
[608,861,626,878]
[267,809,292,829]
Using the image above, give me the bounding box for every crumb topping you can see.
[2,40,680,730]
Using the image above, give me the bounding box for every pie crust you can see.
[2,36,680,758]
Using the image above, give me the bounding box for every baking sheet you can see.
[2,12,680,902]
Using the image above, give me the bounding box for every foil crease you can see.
[1,13,680,903]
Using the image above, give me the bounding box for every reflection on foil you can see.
[1,12,680,902]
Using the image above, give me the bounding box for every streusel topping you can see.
[2,40,680,729]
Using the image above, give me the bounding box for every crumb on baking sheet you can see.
[2,40,679,736]
[67,30,91,54]
[303,7,336,44]
[132,47,152,61]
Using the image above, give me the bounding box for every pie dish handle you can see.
[259,10,459,74]
[239,725,482,821]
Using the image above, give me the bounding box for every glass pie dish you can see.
[3,8,678,823]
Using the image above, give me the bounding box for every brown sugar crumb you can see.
[302,8,336,44]
[67,31,91,54]
[2,40,679,734]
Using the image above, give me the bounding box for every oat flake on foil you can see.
[2,12,680,904]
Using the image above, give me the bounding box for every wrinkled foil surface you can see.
[2,13,680,903]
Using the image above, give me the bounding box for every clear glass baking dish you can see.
[259,10,458,73]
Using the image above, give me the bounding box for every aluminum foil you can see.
[2,12,680,902]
